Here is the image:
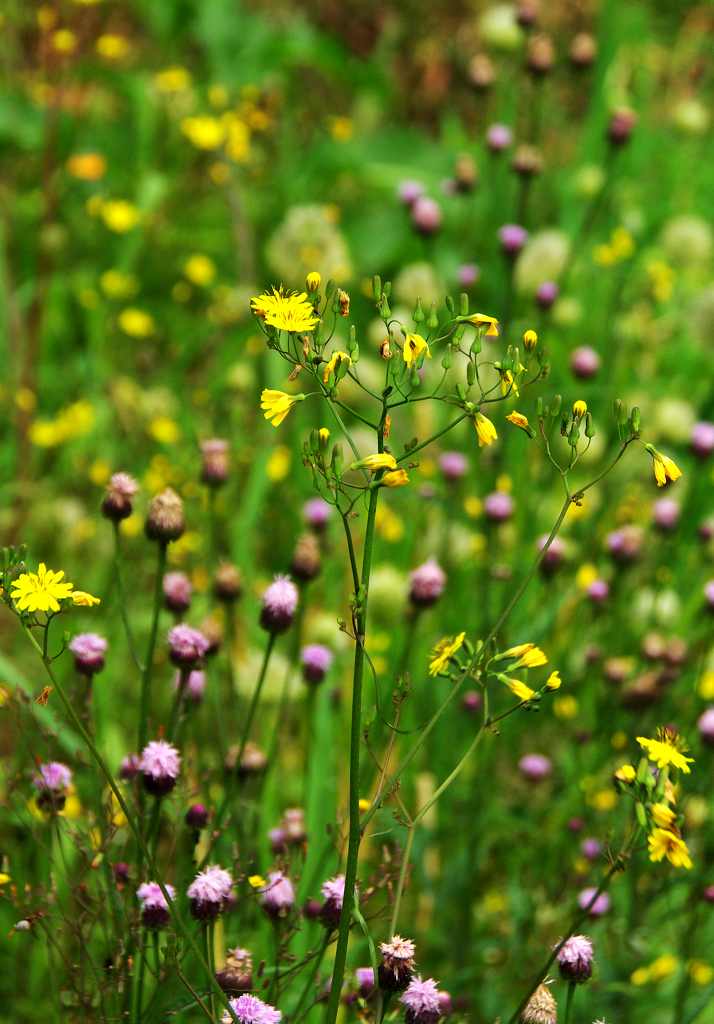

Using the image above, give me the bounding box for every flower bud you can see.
[200,438,230,487]
[570,32,597,68]
[102,472,139,522]
[145,488,185,543]
[290,532,322,582]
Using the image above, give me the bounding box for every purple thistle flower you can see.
[355,967,375,998]
[303,497,332,529]
[167,624,209,668]
[301,644,333,685]
[581,838,602,861]
[557,934,594,983]
[586,579,609,604]
[411,197,442,236]
[653,498,680,531]
[518,753,552,782]
[438,451,468,481]
[698,707,714,746]
[34,762,72,792]
[174,669,206,704]
[691,421,714,459]
[401,976,443,1024]
[484,491,513,523]
[578,887,611,916]
[570,345,601,379]
[119,753,140,780]
[378,935,416,992]
[163,572,192,614]
[185,803,209,829]
[537,534,566,574]
[137,881,175,928]
[69,632,107,674]
[139,740,181,797]
[223,994,281,1024]
[102,471,139,521]
[536,281,559,309]
[320,874,348,929]
[260,575,299,634]
[200,438,230,486]
[188,865,234,921]
[498,223,528,256]
[606,525,643,563]
[486,123,512,152]
[705,580,714,611]
[397,180,425,206]
[259,871,295,919]
[457,263,480,288]
[409,559,446,608]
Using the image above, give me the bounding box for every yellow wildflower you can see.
[382,469,410,488]
[499,643,547,669]
[502,677,536,702]
[71,591,100,607]
[523,329,538,351]
[554,695,578,719]
[260,389,305,428]
[506,411,530,432]
[648,828,692,869]
[11,564,74,614]
[651,803,676,829]
[306,271,321,291]
[96,34,130,60]
[545,671,561,690]
[614,764,636,783]
[100,199,140,233]
[428,632,466,676]
[637,731,694,773]
[403,333,430,366]
[500,370,519,398]
[118,308,155,338]
[358,798,370,813]
[181,116,225,150]
[154,66,192,93]
[248,875,266,889]
[183,254,216,287]
[66,152,106,181]
[251,287,319,333]
[573,400,587,418]
[354,453,397,472]
[466,313,499,336]
[100,269,137,299]
[322,350,351,383]
[473,412,498,447]
[649,449,682,488]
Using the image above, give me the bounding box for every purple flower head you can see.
[557,934,594,983]
[355,967,375,998]
[139,740,181,796]
[167,624,209,668]
[224,994,282,1024]
[705,580,714,610]
[462,690,483,714]
[486,123,512,152]
[608,108,637,146]
[698,707,714,746]
[439,451,468,481]
[398,180,425,206]
[570,346,601,380]
[174,669,206,703]
[301,644,333,685]
[457,263,480,288]
[120,753,140,780]
[536,281,559,309]
[303,497,332,529]
[586,579,609,604]
[581,838,602,861]
[188,865,234,920]
[578,887,610,917]
[691,421,714,459]
[319,874,348,928]
[411,197,442,236]
[537,534,565,574]
[102,471,139,521]
[484,491,513,523]
[653,498,680,531]
[269,827,287,853]
[260,575,299,634]
[185,803,209,829]
[401,976,442,1024]
[703,886,714,904]
[606,525,643,564]
[163,572,192,614]
[409,559,447,607]
[200,437,230,486]
[498,223,528,256]
[137,881,175,928]
[378,935,416,992]
[69,632,107,674]
[34,762,72,792]
[259,871,295,918]
[519,753,552,782]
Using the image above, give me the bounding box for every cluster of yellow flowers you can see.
[29,400,94,448]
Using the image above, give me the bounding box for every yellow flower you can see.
[428,632,466,676]
[573,400,587,418]
[266,446,290,481]
[358,798,370,813]
[183,254,216,287]
[466,313,499,336]
[506,411,530,432]
[248,875,266,889]
[96,34,130,60]
[651,803,676,829]
[181,116,225,150]
[355,453,397,472]
[382,469,410,488]
[403,333,430,366]
[260,389,305,427]
[100,269,137,299]
[502,677,536,701]
[473,412,498,448]
[154,66,192,93]
[637,731,694,774]
[251,287,319,333]
[149,416,180,444]
[306,271,321,291]
[545,670,561,690]
[66,152,106,181]
[554,695,578,719]
[500,370,519,398]
[649,449,682,488]
[690,961,714,986]
[318,427,330,443]
[72,591,100,607]
[615,764,636,783]
[100,199,140,233]
[322,350,351,383]
[523,329,538,351]
[11,564,74,614]
[648,828,692,869]
[118,308,155,338]
[499,643,547,669]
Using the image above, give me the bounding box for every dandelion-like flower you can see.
[637,729,694,773]
[11,564,74,614]
[137,881,175,928]
[557,934,594,983]
[222,993,281,1024]
[69,632,107,674]
[403,333,431,366]
[188,865,234,920]
[260,389,306,427]
[322,350,351,383]
[648,828,693,869]
[251,287,319,333]
[428,633,466,676]
[139,740,181,796]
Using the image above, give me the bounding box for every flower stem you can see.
[563,981,576,1024]
[138,541,167,754]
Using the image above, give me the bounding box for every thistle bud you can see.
[102,472,139,522]
[468,54,495,90]
[290,532,321,582]
[570,32,597,68]
[511,145,543,177]
[527,34,554,75]
[214,562,242,602]
[608,108,637,146]
[145,488,185,543]
[200,438,230,487]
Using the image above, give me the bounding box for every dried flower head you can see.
[145,488,185,543]
[378,935,416,992]
[521,982,557,1024]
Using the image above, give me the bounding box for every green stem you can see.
[112,522,143,672]
[292,933,331,1023]
[206,924,216,1021]
[138,541,167,753]
[389,825,415,936]
[563,981,576,1024]
[395,414,468,464]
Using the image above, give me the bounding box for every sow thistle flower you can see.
[428,632,466,676]
[496,642,548,669]
[402,333,430,366]
[501,676,536,701]
[352,453,397,472]
[645,445,682,488]
[260,389,306,427]
[648,828,693,870]
[637,729,694,773]
[251,287,319,333]
[10,564,99,615]
[382,469,410,488]
[473,412,498,447]
[461,312,499,336]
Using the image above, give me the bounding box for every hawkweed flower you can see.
[646,446,682,487]
[301,644,333,684]
[322,350,351,384]
[306,271,321,292]
[222,993,281,1024]
[521,982,557,1024]
[378,935,416,992]
[214,562,243,603]
[259,871,295,919]
[463,312,499,336]
[139,740,181,796]
[572,399,588,419]
[137,882,175,929]
[187,865,234,920]
[403,333,431,366]
[101,471,139,521]
[303,497,332,530]
[163,572,192,614]
[502,677,536,702]
[72,590,101,607]
[383,468,410,487]
[557,935,594,983]
[260,389,306,427]
[578,887,610,917]
[11,564,74,614]
[497,643,547,669]
[428,632,466,676]
[251,287,319,333]
[637,729,694,773]
[145,488,185,543]
[168,624,209,668]
[519,753,552,781]
[401,976,443,1024]
[438,452,468,480]
[409,559,446,608]
[353,453,397,472]
[319,874,347,929]
[506,411,532,435]
[260,575,299,633]
[648,828,693,869]
[523,329,538,351]
[33,762,72,812]
[217,947,253,994]
[200,438,230,486]
[69,633,107,674]
[473,412,498,447]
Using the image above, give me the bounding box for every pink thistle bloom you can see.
[698,707,714,746]
[518,753,552,782]
[303,497,332,529]
[259,871,295,918]
[223,993,282,1024]
[163,572,193,614]
[102,471,139,521]
[174,669,206,703]
[578,887,611,917]
[438,451,468,481]
[379,935,416,992]
[355,966,375,997]
[260,575,299,634]
[119,753,140,780]
[139,740,181,797]
[168,624,209,667]
[557,934,594,983]
[401,976,443,1023]
[409,559,446,608]
[188,865,234,921]
[320,873,350,928]
[301,644,333,684]
[33,762,72,792]
[69,632,107,674]
[137,881,175,927]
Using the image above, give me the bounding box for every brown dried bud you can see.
[145,488,185,543]
[516,0,539,28]
[101,472,139,522]
[337,289,350,317]
[454,154,478,193]
[216,947,253,994]
[200,438,230,487]
[380,338,391,360]
[213,562,243,603]
[511,145,543,178]
[521,982,557,1024]
[570,32,597,68]
[527,34,554,75]
[468,54,495,90]
[291,532,321,582]
[199,615,223,655]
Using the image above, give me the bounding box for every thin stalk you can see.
[292,933,331,1022]
[112,522,142,672]
[389,826,415,936]
[138,541,167,753]
[563,981,576,1024]
[206,923,216,1021]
